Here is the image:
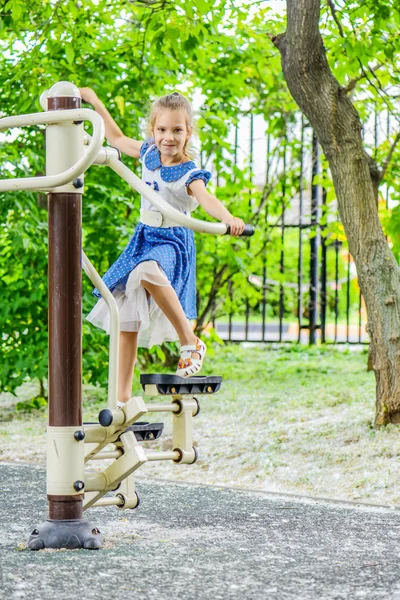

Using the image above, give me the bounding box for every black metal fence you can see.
[205,112,391,345]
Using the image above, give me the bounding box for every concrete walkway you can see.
[1,463,400,599]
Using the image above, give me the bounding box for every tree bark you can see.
[272,0,400,426]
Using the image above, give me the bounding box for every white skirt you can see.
[86,260,183,348]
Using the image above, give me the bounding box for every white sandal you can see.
[176,337,207,378]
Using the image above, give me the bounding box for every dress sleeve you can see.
[185,169,212,188]
[139,138,153,161]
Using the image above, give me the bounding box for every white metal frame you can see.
[0,109,104,192]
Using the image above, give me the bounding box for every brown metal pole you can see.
[47,94,83,519]
[27,83,102,550]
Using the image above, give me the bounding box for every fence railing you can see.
[204,111,391,344]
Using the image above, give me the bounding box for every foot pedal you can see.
[140,374,222,396]
[83,421,164,442]
[122,421,164,442]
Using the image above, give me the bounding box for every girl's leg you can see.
[140,280,199,355]
[118,331,138,403]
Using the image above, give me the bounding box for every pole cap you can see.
[48,81,81,98]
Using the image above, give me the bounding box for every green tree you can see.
[272,0,400,425]
[0,0,285,395]
[2,0,391,418]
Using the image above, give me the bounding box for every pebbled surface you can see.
[1,463,400,599]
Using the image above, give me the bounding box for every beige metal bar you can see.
[172,398,198,464]
[84,470,108,492]
[84,442,98,456]
[0,109,104,192]
[82,251,119,411]
[145,403,180,413]
[89,450,122,460]
[142,384,161,396]
[104,408,125,427]
[117,473,139,509]
[83,431,147,510]
[47,426,85,496]
[83,395,147,459]
[91,496,124,507]
[83,424,111,445]
[146,451,181,462]
[93,146,120,165]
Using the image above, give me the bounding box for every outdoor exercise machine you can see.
[0,81,254,550]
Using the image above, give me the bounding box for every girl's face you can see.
[153,109,191,162]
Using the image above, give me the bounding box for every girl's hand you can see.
[79,87,99,106]
[224,215,245,237]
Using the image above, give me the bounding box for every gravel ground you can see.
[2,463,400,600]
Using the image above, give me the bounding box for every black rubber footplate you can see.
[84,421,164,441]
[122,421,164,442]
[140,374,222,395]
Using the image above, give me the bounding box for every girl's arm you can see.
[79,88,142,159]
[188,179,245,236]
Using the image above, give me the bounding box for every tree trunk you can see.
[272,0,400,426]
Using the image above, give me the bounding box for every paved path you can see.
[1,463,400,599]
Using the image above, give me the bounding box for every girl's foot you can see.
[176,337,207,378]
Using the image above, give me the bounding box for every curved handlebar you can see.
[0,109,105,192]
[108,156,254,237]
[0,105,254,237]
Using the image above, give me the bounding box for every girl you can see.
[80,88,245,407]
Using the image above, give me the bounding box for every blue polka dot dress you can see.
[86,140,212,348]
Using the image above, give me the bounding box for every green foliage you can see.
[0,0,288,395]
[1,0,399,396]
[0,200,48,395]
[320,0,400,259]
[16,395,47,413]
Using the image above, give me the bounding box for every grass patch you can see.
[2,343,400,505]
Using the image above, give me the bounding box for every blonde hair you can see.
[146,92,196,159]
